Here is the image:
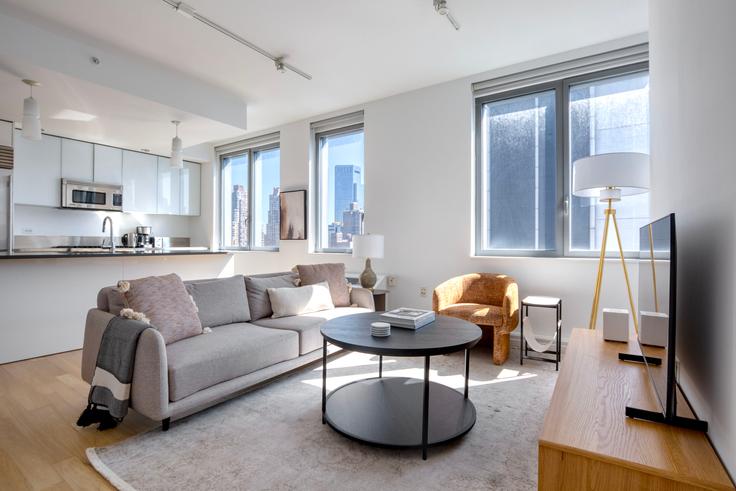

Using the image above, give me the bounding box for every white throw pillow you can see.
[267,281,335,318]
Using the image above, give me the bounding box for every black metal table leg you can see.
[422,355,430,460]
[379,355,383,378]
[322,338,327,424]
[464,349,470,399]
[520,302,525,365]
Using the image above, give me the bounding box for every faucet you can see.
[102,216,115,253]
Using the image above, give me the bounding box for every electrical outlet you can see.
[420,287,428,297]
[387,276,397,287]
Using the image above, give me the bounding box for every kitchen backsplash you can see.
[14,204,192,238]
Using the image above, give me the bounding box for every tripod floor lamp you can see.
[572,152,650,332]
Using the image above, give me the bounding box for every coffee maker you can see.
[121,226,154,248]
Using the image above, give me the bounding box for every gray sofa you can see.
[81,272,374,428]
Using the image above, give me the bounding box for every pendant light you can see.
[22,79,42,141]
[170,120,183,169]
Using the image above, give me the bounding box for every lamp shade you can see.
[572,152,649,198]
[352,234,384,259]
[170,135,183,169]
[22,96,42,141]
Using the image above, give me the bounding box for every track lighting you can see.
[433,0,460,30]
[274,58,286,74]
[170,120,183,169]
[21,79,42,141]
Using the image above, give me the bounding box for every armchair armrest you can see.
[500,280,520,333]
[350,287,375,311]
[432,276,465,312]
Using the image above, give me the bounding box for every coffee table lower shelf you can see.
[324,377,476,448]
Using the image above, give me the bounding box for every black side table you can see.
[371,289,388,311]
[520,296,562,370]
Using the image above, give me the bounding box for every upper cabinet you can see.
[60,139,93,182]
[180,161,201,216]
[122,150,157,213]
[156,157,180,215]
[93,145,123,185]
[13,130,61,207]
[0,121,12,147]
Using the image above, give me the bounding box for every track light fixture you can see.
[161,0,312,80]
[433,0,460,30]
[21,79,42,141]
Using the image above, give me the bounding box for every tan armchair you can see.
[433,273,519,365]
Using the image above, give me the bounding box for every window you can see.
[477,88,559,253]
[567,70,650,254]
[219,135,280,250]
[475,62,649,256]
[313,115,365,253]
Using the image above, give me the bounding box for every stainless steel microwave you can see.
[61,179,123,212]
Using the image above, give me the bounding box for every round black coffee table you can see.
[320,312,482,460]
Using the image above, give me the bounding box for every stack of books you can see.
[380,308,436,330]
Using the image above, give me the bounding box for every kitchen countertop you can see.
[0,248,230,259]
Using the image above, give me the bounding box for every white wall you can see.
[649,0,736,477]
[210,36,648,340]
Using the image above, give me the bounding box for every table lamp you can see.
[573,152,649,332]
[352,234,384,289]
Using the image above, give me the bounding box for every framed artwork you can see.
[280,190,307,240]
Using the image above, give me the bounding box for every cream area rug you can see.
[88,345,558,490]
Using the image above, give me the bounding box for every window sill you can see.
[471,254,638,262]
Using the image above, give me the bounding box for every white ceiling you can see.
[0,0,648,152]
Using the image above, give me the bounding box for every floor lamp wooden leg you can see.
[611,211,639,334]
[589,204,612,330]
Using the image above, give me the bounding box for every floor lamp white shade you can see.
[352,234,384,259]
[22,96,41,141]
[573,152,649,200]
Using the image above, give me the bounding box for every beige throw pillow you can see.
[122,273,203,344]
[297,263,350,307]
[267,281,335,318]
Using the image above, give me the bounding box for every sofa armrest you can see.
[501,280,520,333]
[81,309,115,383]
[432,277,464,312]
[350,287,375,311]
[130,328,169,421]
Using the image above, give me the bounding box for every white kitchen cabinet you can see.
[156,157,180,215]
[93,145,123,185]
[13,130,61,207]
[61,139,93,182]
[179,161,201,216]
[0,120,12,147]
[122,150,157,213]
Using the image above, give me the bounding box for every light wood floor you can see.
[0,350,157,490]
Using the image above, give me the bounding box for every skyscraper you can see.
[334,165,361,223]
[231,185,248,247]
[341,202,364,240]
[263,186,280,247]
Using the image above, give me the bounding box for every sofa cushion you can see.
[123,273,203,344]
[251,307,371,355]
[439,303,503,327]
[186,275,250,327]
[245,273,298,320]
[166,323,299,402]
[297,263,350,307]
[268,281,334,318]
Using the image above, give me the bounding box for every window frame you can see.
[218,141,280,252]
[473,61,649,258]
[312,122,365,254]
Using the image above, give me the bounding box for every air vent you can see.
[0,145,12,170]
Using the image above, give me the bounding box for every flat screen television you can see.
[620,213,707,431]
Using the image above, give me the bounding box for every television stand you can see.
[618,352,662,365]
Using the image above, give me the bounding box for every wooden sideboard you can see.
[539,328,734,490]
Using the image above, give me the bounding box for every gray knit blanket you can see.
[77,316,150,430]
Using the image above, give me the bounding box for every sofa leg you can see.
[492,327,509,365]
[162,418,170,432]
